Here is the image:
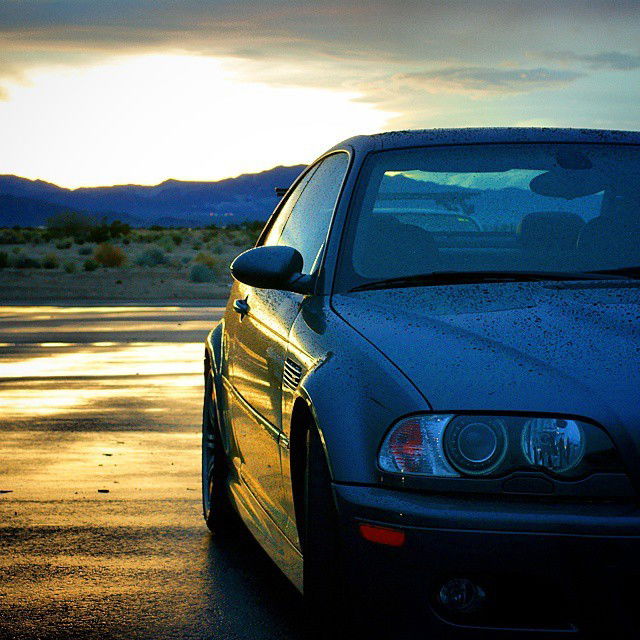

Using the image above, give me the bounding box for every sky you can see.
[0,0,639,188]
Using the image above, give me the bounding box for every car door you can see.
[224,151,350,526]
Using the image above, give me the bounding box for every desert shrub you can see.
[189,264,215,283]
[87,223,111,244]
[13,255,41,268]
[194,253,227,275]
[122,238,130,245]
[83,258,98,272]
[0,228,25,244]
[55,239,73,250]
[209,239,224,254]
[78,245,93,255]
[155,235,174,252]
[240,222,263,246]
[94,243,126,267]
[0,251,8,268]
[171,232,183,246]
[23,229,43,244]
[109,220,131,239]
[63,260,76,273]
[135,247,167,267]
[181,256,190,265]
[42,253,60,269]
[194,252,214,267]
[192,242,202,250]
[139,231,163,243]
[46,211,95,241]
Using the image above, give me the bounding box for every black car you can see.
[202,128,640,638]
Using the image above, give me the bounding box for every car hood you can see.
[332,281,640,451]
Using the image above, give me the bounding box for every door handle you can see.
[233,296,249,318]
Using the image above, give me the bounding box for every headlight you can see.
[443,416,508,475]
[521,417,585,473]
[379,413,619,479]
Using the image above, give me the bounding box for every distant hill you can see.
[0,165,306,227]
[0,195,102,228]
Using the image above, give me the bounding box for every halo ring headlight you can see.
[443,417,508,476]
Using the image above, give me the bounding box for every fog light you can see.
[437,578,486,614]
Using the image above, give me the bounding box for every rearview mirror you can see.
[230,245,313,294]
[529,169,605,199]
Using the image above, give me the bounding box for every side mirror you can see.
[230,245,314,294]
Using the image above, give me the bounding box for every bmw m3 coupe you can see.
[202,128,640,638]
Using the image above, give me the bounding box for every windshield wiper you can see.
[349,270,631,292]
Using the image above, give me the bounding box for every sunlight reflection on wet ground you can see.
[0,305,303,640]
[0,306,214,425]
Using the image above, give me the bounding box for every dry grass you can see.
[0,225,260,301]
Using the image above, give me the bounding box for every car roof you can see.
[328,127,640,155]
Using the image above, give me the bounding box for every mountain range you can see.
[1,165,602,230]
[0,165,306,227]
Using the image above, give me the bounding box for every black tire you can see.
[202,365,235,534]
[303,427,351,638]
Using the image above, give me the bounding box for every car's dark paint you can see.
[335,484,640,635]
[230,245,313,294]
[204,128,640,637]
[332,284,640,492]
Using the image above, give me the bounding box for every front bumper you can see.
[334,484,640,638]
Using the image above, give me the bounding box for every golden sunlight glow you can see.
[0,342,203,379]
[0,54,393,187]
[0,376,199,417]
[0,340,203,418]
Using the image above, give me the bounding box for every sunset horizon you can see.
[2,159,309,190]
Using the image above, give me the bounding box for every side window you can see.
[277,152,349,273]
[261,167,317,247]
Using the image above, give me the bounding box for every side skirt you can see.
[228,476,304,593]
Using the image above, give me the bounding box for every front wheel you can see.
[202,365,234,534]
[303,427,352,638]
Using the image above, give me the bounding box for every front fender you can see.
[285,298,429,485]
[205,320,224,378]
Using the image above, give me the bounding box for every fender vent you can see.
[283,358,302,390]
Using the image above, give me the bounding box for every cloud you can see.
[541,51,640,71]
[0,3,637,105]
[0,1,639,131]
[1,1,639,65]
[395,67,583,96]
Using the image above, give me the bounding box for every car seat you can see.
[353,214,441,278]
[516,211,585,270]
[577,215,640,267]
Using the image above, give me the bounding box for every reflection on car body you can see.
[202,128,640,638]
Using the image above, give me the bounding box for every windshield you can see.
[335,143,640,291]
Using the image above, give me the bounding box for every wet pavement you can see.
[0,305,303,640]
